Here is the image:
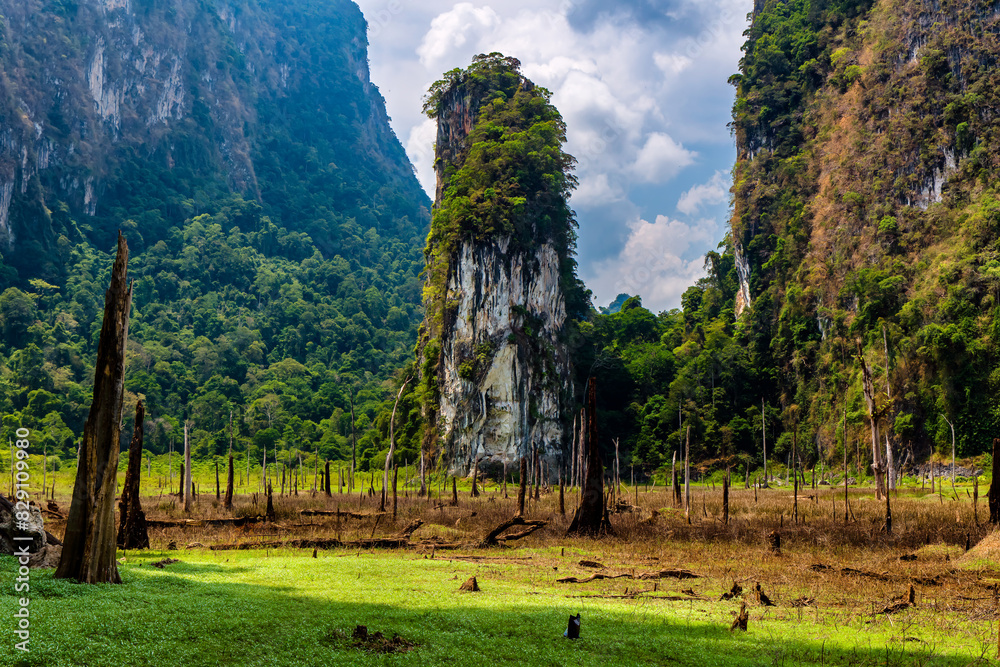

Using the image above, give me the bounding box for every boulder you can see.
[28,544,62,569]
[0,496,47,554]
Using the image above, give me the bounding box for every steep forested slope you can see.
[730,0,1000,461]
[0,0,430,463]
[563,0,1000,477]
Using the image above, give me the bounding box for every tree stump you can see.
[767,530,781,555]
[265,482,275,523]
[567,378,612,536]
[117,400,149,550]
[224,453,234,510]
[516,458,527,516]
[459,576,480,592]
[730,601,748,631]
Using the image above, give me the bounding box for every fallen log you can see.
[497,523,546,542]
[299,509,385,519]
[636,569,702,580]
[397,519,424,539]
[208,537,409,551]
[479,516,547,547]
[349,538,410,549]
[557,573,634,583]
[447,555,533,561]
[146,516,266,528]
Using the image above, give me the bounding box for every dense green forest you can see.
[0,0,431,472]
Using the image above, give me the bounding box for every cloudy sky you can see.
[354,0,750,312]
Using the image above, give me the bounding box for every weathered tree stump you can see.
[516,458,527,517]
[754,582,775,606]
[730,601,748,631]
[265,482,275,522]
[56,233,132,584]
[459,576,480,592]
[767,530,781,555]
[117,400,149,550]
[224,452,234,510]
[567,378,612,536]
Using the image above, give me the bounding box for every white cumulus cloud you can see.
[417,3,501,69]
[582,214,718,311]
[631,132,696,183]
[677,170,729,215]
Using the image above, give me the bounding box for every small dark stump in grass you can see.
[754,582,775,607]
[720,581,743,601]
[323,626,418,654]
[459,576,480,592]
[767,530,781,555]
[730,602,748,631]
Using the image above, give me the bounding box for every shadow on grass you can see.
[0,554,990,667]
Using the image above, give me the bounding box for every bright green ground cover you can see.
[0,549,991,666]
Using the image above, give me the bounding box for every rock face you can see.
[0,0,425,279]
[0,497,46,554]
[420,56,576,478]
[435,236,571,476]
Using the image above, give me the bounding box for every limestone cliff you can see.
[419,54,582,477]
[0,0,426,280]
[730,0,1000,453]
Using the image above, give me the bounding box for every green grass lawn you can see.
[1,548,993,667]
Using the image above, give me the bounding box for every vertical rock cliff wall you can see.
[435,236,570,477]
[421,58,575,478]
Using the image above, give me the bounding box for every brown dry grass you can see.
[41,478,1000,633]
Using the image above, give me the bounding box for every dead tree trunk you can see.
[265,481,275,522]
[672,452,681,506]
[989,439,1000,525]
[793,421,799,524]
[117,399,149,550]
[183,422,192,512]
[857,340,886,499]
[559,470,565,515]
[381,378,409,512]
[57,232,132,584]
[516,457,527,516]
[471,457,480,498]
[722,469,729,526]
[684,427,691,523]
[224,411,235,510]
[325,460,332,497]
[392,465,398,521]
[215,462,220,501]
[567,377,612,535]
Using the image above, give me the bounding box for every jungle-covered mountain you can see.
[585,0,1000,476]
[0,0,431,463]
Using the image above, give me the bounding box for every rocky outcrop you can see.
[421,57,575,478]
[0,496,47,554]
[435,237,571,476]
